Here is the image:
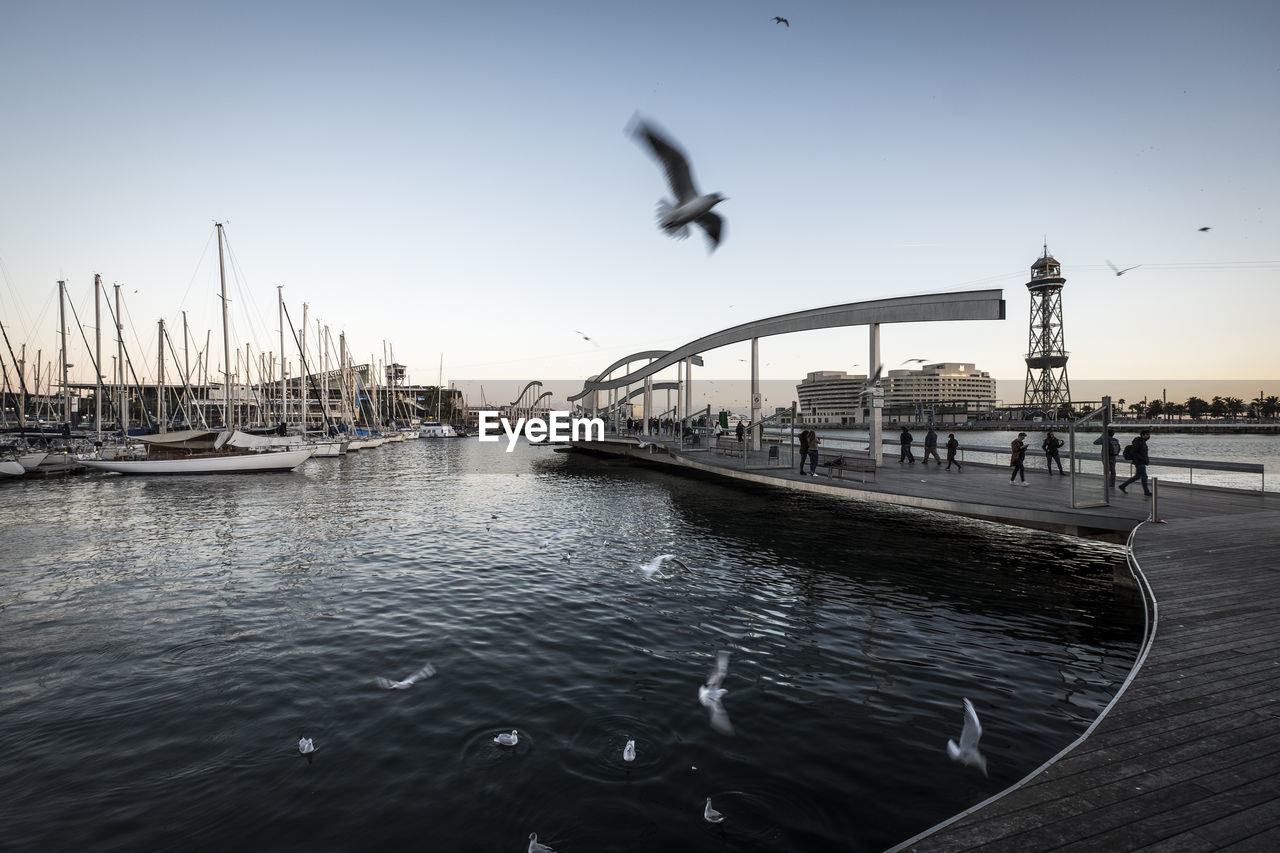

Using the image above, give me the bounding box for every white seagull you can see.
[639,554,687,578]
[704,797,725,823]
[628,115,727,252]
[528,832,555,853]
[623,738,636,762]
[698,650,735,735]
[1106,259,1141,276]
[494,729,520,747]
[946,698,988,776]
[375,662,437,690]
[298,737,316,754]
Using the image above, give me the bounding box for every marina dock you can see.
[571,435,1280,851]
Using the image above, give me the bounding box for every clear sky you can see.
[2,0,1277,400]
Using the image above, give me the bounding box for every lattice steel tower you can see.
[1022,245,1071,412]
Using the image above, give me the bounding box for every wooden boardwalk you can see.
[573,437,1280,850]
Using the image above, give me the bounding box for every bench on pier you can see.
[714,436,746,458]
[814,452,876,482]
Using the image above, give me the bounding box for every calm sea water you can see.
[0,439,1141,851]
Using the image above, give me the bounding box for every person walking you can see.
[923,427,942,465]
[1118,430,1152,496]
[736,420,745,443]
[945,433,962,471]
[798,429,810,475]
[898,426,915,464]
[1094,428,1121,487]
[1010,432,1028,485]
[1042,430,1066,475]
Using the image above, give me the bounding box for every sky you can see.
[2,0,1278,409]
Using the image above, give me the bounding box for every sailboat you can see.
[78,224,314,475]
[418,355,458,438]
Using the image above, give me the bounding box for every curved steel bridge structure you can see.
[570,289,1005,460]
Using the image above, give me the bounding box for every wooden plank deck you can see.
[574,437,1280,850]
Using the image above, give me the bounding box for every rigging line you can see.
[218,227,274,355]
[162,324,209,429]
[174,227,217,314]
[100,289,157,432]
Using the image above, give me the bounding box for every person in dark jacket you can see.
[1093,428,1121,487]
[798,429,810,475]
[945,433,962,471]
[1042,430,1066,475]
[1118,430,1152,496]
[923,427,941,465]
[1010,432,1028,484]
[898,426,915,463]
[736,420,745,443]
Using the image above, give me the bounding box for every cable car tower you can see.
[1022,244,1072,413]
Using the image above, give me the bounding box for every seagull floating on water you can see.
[623,738,636,762]
[375,662,437,690]
[1106,260,1141,276]
[772,16,789,26]
[528,831,555,853]
[495,729,520,747]
[946,697,988,776]
[698,650,735,735]
[628,115,727,252]
[704,797,725,823]
[298,737,316,754]
[639,554,687,578]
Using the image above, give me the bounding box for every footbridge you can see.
[570,290,1006,463]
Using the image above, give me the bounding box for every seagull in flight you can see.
[1106,260,1141,276]
[375,662,437,690]
[946,698,988,776]
[628,115,727,252]
[899,358,928,366]
[574,330,600,347]
[772,16,789,26]
[698,650,735,735]
[1197,226,1212,232]
[639,554,687,578]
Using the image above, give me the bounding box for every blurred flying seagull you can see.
[900,358,928,366]
[640,554,687,578]
[628,115,727,252]
[704,797,725,823]
[772,16,789,26]
[375,662,437,690]
[946,698,988,776]
[574,330,600,347]
[698,650,735,735]
[528,832,555,853]
[1106,260,1141,276]
[1198,226,1212,232]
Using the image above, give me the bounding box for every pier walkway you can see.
[570,436,1280,850]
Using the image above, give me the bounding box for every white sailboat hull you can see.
[78,447,314,475]
[1,460,25,477]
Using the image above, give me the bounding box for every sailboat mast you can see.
[217,222,232,429]
[58,280,70,431]
[278,286,286,427]
[157,318,166,432]
[94,274,102,439]
[437,353,443,422]
[116,283,127,434]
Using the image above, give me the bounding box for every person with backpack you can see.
[1042,430,1066,475]
[1119,430,1152,496]
[1093,428,1121,487]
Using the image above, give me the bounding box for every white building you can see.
[796,363,997,425]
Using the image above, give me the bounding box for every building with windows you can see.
[796,362,998,426]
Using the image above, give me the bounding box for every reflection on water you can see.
[0,439,1141,851]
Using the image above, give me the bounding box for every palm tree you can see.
[1115,398,1126,421]
[1264,396,1280,419]
[1186,396,1209,420]
[1210,396,1227,419]
[1223,396,1246,421]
